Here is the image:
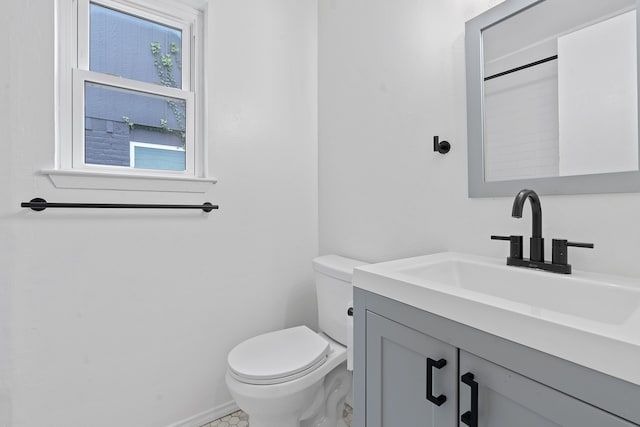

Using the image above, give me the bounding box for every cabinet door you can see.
[365,312,458,427]
[459,351,637,427]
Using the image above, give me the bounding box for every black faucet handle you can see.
[552,239,594,265]
[567,241,594,249]
[491,235,523,260]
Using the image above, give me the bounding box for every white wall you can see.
[0,3,13,425]
[1,1,318,426]
[558,10,638,176]
[318,0,640,279]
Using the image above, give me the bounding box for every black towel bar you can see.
[21,198,218,212]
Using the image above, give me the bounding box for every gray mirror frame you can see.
[466,0,640,197]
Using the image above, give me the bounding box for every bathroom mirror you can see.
[466,0,640,197]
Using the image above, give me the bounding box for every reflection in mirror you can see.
[482,0,637,182]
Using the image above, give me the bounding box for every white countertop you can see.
[353,252,640,386]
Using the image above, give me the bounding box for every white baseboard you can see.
[166,400,240,427]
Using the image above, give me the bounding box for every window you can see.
[53,0,213,191]
[130,141,186,171]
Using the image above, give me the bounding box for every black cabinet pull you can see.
[460,372,478,427]
[426,358,447,406]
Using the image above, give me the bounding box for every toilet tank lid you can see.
[312,255,367,282]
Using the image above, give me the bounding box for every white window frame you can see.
[51,0,215,192]
[73,69,195,176]
[130,141,186,169]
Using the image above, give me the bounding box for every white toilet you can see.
[225,255,367,427]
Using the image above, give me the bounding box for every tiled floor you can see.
[201,404,353,427]
[202,410,248,427]
[342,404,353,426]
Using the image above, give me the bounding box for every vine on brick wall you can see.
[151,41,185,144]
[122,42,186,145]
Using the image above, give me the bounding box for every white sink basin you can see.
[353,252,640,385]
[398,257,640,325]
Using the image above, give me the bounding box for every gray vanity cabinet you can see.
[459,351,636,427]
[365,311,458,427]
[354,289,640,427]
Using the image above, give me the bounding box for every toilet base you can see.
[227,362,351,427]
[300,363,351,427]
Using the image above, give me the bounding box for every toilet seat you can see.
[227,326,330,385]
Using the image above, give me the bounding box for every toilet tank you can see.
[312,255,367,345]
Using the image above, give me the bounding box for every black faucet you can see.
[511,189,544,262]
[491,189,594,274]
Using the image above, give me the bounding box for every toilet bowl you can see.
[225,255,367,427]
[225,329,350,427]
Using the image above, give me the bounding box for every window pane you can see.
[90,3,182,89]
[84,82,186,171]
[132,145,186,171]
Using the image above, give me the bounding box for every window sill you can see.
[42,169,217,193]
